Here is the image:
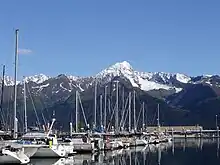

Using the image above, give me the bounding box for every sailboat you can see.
[0,29,31,164]
[148,104,172,144]
[18,117,67,158]
[8,30,66,158]
[0,144,30,164]
[62,91,105,153]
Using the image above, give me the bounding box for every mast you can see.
[94,81,97,128]
[146,103,148,129]
[115,81,119,133]
[0,65,5,129]
[122,86,124,116]
[133,90,136,131]
[157,103,160,128]
[108,98,111,114]
[23,77,27,133]
[69,122,73,136]
[75,90,78,133]
[104,86,107,129]
[100,94,103,127]
[142,102,145,131]
[128,92,131,132]
[13,29,19,139]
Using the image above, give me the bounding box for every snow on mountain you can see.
[96,61,184,92]
[97,61,139,87]
[3,76,18,86]
[0,61,214,94]
[67,75,80,82]
[204,74,213,78]
[97,61,134,77]
[190,75,220,87]
[24,74,50,84]
[0,76,19,86]
[175,73,191,83]
[32,83,50,92]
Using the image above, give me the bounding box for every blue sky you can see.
[0,0,220,78]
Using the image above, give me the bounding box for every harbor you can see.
[15,139,220,165]
[1,1,220,165]
[0,30,220,164]
[0,29,173,163]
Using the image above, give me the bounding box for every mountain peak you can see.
[96,61,134,78]
[112,61,133,70]
[25,74,50,84]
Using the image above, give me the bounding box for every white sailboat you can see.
[0,145,29,164]
[62,91,105,153]
[148,104,172,144]
[9,75,66,158]
[0,29,30,164]
[20,119,67,158]
[15,74,67,158]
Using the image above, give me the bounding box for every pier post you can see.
[183,128,187,139]
[70,122,73,137]
[171,128,174,139]
[199,127,202,138]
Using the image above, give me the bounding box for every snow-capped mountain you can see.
[0,61,218,96]
[24,74,50,84]
[1,61,220,130]
[0,76,17,86]
[96,61,190,92]
[0,74,50,86]
[190,75,220,87]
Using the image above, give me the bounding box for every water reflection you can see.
[29,139,220,165]
[217,138,220,158]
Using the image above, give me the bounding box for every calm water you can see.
[29,139,220,165]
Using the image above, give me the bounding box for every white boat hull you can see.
[32,145,66,158]
[135,139,148,146]
[22,145,41,158]
[0,149,30,164]
[62,144,76,155]
[71,143,93,152]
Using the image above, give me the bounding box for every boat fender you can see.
[49,140,52,148]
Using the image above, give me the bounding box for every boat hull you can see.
[32,145,66,158]
[0,149,30,164]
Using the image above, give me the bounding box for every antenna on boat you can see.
[13,29,19,139]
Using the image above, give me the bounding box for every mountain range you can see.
[1,61,220,130]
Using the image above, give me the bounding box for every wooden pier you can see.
[147,125,220,138]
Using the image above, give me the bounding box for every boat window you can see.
[48,134,55,137]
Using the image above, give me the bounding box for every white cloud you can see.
[18,48,32,55]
